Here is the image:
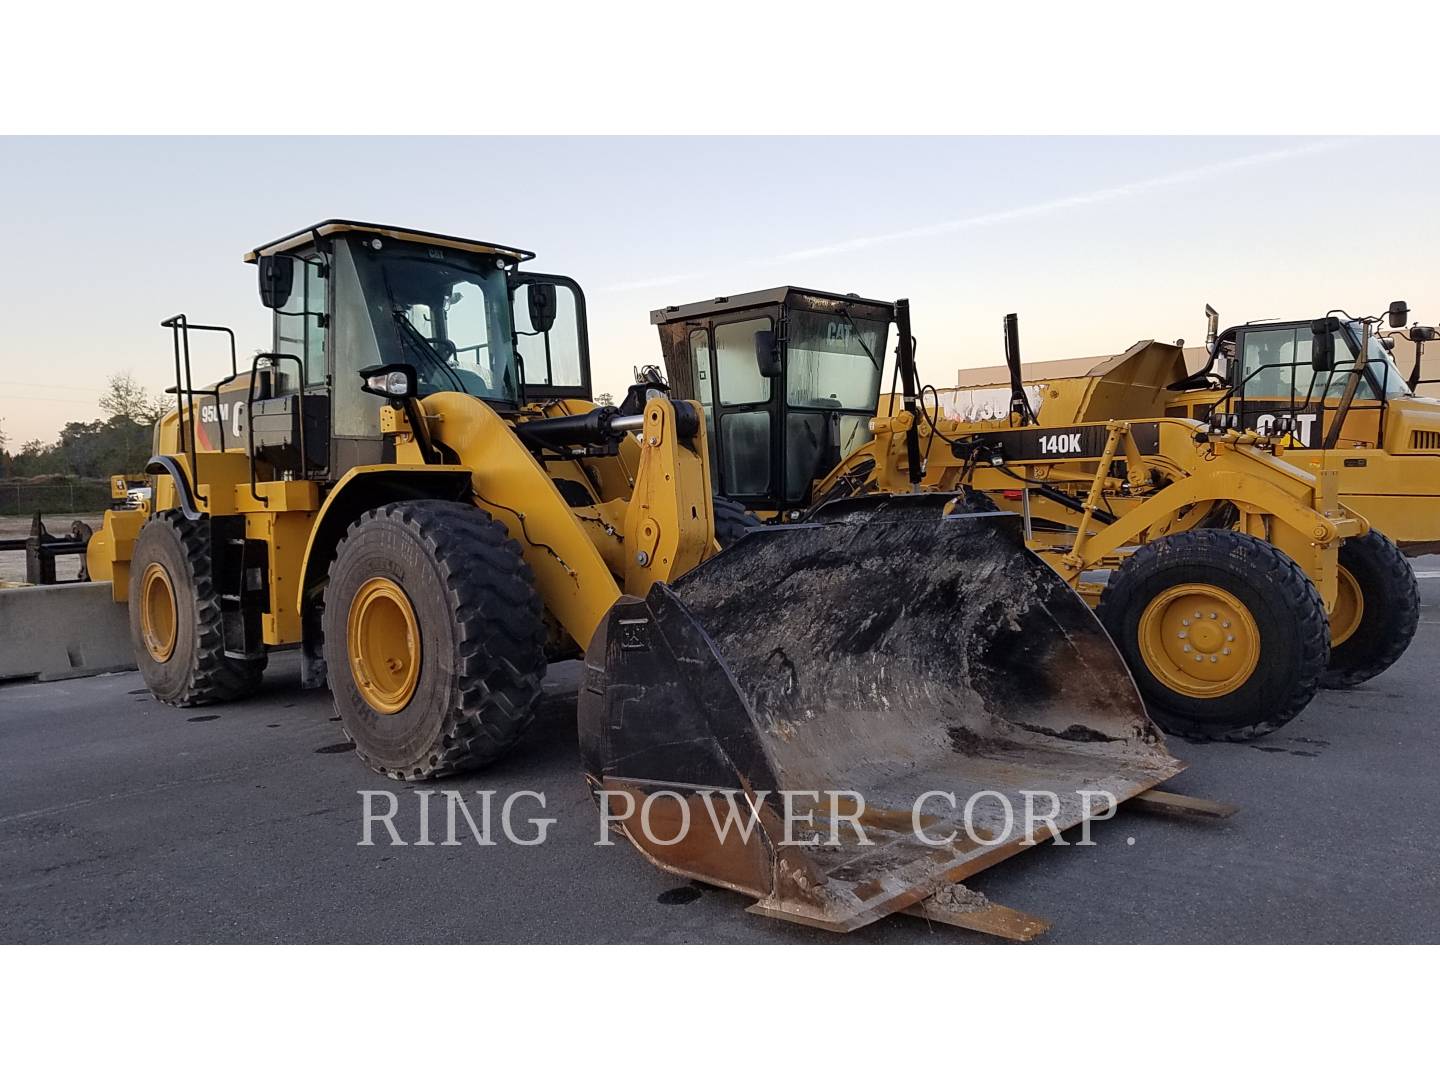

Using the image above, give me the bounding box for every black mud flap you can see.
[578,496,1183,933]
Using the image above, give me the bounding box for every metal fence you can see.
[0,480,112,517]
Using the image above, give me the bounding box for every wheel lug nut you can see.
[1226,634,1235,642]
[1181,619,1190,627]
[1182,644,1191,652]
[1222,648,1231,656]
[1178,632,1187,639]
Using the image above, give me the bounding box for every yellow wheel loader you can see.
[653,288,1378,741]
[83,222,1197,935]
[935,303,1427,691]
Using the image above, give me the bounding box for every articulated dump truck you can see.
[652,287,1413,744]
[84,224,1211,937]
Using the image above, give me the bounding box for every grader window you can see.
[784,311,885,410]
[715,318,773,405]
[719,410,771,495]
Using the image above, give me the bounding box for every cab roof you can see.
[244,219,535,264]
[651,286,895,325]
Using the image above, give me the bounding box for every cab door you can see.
[510,273,592,401]
[700,313,780,506]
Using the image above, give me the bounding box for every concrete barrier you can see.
[0,582,136,682]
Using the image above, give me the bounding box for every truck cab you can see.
[1179,308,1439,453]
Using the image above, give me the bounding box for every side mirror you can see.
[1310,317,1339,371]
[257,254,295,310]
[527,283,558,335]
[359,363,417,401]
[754,329,781,378]
[1388,300,1410,328]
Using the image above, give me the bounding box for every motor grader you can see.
[934,304,1427,692]
[83,221,1200,936]
[653,287,1391,742]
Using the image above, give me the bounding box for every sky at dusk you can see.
[1,136,1436,446]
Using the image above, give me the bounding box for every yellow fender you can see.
[419,392,623,652]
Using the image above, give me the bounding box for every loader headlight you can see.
[359,363,418,401]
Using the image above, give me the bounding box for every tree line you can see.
[0,374,170,480]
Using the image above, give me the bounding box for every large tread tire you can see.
[1096,529,1329,741]
[713,496,761,548]
[1322,529,1419,689]
[322,500,547,780]
[129,513,266,706]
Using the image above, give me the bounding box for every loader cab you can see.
[652,288,891,513]
[1213,316,1413,449]
[242,220,591,483]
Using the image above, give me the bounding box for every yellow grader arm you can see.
[841,413,1364,609]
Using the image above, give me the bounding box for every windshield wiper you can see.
[392,311,466,394]
[840,309,881,371]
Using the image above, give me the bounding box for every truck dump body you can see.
[579,497,1183,932]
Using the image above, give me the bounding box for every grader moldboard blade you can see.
[578,494,1184,935]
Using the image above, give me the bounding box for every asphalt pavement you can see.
[3,561,1438,944]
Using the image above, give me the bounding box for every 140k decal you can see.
[1038,432,1083,455]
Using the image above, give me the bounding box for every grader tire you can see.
[129,512,266,706]
[321,500,547,780]
[713,496,761,547]
[1096,529,1329,741]
[1322,529,1420,689]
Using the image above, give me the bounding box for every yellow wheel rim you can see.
[139,562,178,663]
[1330,565,1364,647]
[1137,583,1260,699]
[347,577,421,714]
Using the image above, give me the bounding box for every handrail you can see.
[159,315,240,511]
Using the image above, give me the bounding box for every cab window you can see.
[690,328,718,493]
[276,257,328,388]
[714,318,773,405]
[1238,327,1313,399]
[784,311,885,409]
[513,279,587,396]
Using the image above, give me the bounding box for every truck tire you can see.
[322,500,547,780]
[1096,529,1329,741]
[713,496,761,547]
[1322,529,1420,689]
[129,512,266,705]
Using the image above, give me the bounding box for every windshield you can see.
[1345,322,1411,400]
[361,244,519,404]
[1238,321,1412,404]
[785,310,888,409]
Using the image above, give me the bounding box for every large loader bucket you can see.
[578,495,1183,933]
